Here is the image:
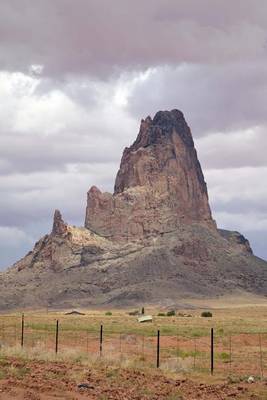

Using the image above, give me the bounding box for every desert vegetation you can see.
[0,304,266,399]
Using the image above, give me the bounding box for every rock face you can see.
[0,109,266,310]
[85,110,215,241]
[219,229,253,254]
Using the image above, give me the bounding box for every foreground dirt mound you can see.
[0,357,266,400]
[0,109,266,309]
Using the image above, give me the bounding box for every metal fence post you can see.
[176,330,180,362]
[142,334,145,362]
[229,334,232,375]
[211,328,214,375]
[21,314,24,348]
[193,338,196,370]
[55,320,59,354]
[100,324,103,357]
[86,330,89,355]
[157,330,160,368]
[119,332,122,363]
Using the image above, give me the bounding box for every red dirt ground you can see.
[0,357,267,399]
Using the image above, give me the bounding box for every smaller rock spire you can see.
[52,209,68,236]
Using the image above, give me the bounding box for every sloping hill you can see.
[0,110,266,310]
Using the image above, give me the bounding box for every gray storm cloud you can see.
[1,0,267,76]
[128,64,267,136]
[0,0,267,269]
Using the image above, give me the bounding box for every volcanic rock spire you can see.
[85,110,216,241]
[1,109,266,311]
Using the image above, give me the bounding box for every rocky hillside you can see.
[0,110,266,310]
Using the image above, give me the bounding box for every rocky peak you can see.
[3,110,265,311]
[126,109,193,156]
[85,109,216,241]
[114,109,208,199]
[52,209,68,236]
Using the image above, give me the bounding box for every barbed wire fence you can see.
[0,315,266,379]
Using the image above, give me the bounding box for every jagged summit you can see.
[0,109,266,310]
[114,109,205,193]
[133,109,194,150]
[86,110,215,241]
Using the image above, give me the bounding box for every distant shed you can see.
[65,310,85,316]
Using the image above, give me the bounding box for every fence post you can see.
[100,324,103,357]
[211,328,214,375]
[55,320,59,354]
[120,333,123,363]
[142,334,145,362]
[1,320,4,343]
[21,314,24,348]
[176,330,180,362]
[193,338,196,370]
[229,334,232,375]
[86,330,89,355]
[157,330,160,368]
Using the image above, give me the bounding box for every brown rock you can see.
[0,109,266,310]
[52,210,68,236]
[85,110,216,241]
[219,229,253,254]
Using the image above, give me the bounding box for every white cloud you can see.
[206,167,267,210]
[196,126,267,169]
[215,212,267,232]
[29,64,44,77]
[0,226,33,246]
[0,70,140,175]
[113,69,154,107]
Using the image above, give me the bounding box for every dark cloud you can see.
[128,64,267,136]
[1,1,267,77]
[0,0,267,269]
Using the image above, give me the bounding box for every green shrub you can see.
[157,312,166,317]
[128,310,139,316]
[201,311,212,318]
[166,310,176,317]
[105,311,112,316]
[219,352,230,362]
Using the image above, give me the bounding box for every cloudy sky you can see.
[1,0,267,269]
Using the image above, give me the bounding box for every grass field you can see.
[0,299,267,399]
